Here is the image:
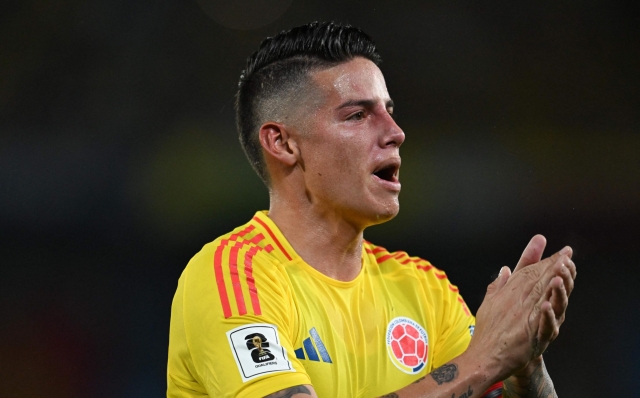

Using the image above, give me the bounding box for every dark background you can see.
[1,0,638,396]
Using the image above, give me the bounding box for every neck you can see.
[268,191,364,282]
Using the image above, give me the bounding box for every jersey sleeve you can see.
[167,242,310,398]
[430,274,476,369]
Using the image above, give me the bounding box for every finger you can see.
[498,266,511,288]
[559,245,573,260]
[564,256,577,281]
[548,276,568,325]
[486,266,512,295]
[556,246,576,283]
[514,234,547,273]
[527,280,552,338]
[555,259,575,297]
[530,276,566,348]
[535,301,557,357]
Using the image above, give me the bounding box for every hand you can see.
[467,236,576,381]
[511,235,577,376]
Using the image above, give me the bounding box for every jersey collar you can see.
[250,210,368,286]
[251,211,299,263]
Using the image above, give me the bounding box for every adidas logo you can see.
[294,327,332,363]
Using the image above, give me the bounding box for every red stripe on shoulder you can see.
[414,258,432,266]
[244,246,263,315]
[229,241,248,316]
[448,284,459,293]
[458,296,471,316]
[253,216,292,261]
[212,225,255,319]
[416,264,434,272]
[249,233,265,244]
[393,251,409,261]
[376,250,415,264]
[213,242,232,318]
[376,253,395,263]
[230,233,266,317]
[233,225,255,240]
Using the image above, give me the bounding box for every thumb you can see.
[514,234,547,273]
[487,266,511,295]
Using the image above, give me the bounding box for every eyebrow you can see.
[336,99,395,110]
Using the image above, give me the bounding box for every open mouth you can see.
[372,160,400,183]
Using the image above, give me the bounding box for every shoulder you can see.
[364,240,472,317]
[364,240,444,276]
[180,215,294,319]
[186,215,289,277]
[364,240,459,291]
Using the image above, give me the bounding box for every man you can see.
[167,22,576,398]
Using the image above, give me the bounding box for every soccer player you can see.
[167,22,576,398]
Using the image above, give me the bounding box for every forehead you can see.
[310,57,390,105]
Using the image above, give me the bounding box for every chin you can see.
[365,201,400,227]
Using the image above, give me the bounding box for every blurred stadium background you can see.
[1,0,638,396]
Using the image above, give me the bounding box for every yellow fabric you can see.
[167,211,475,398]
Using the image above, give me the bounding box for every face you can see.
[292,57,405,228]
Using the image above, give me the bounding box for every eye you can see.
[349,111,366,121]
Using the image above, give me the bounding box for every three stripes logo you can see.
[294,327,332,364]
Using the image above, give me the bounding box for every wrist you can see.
[464,338,519,384]
[512,355,544,378]
[457,346,504,388]
[504,357,556,398]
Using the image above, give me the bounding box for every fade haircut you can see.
[235,21,382,186]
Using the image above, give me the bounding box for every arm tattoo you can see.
[264,385,312,398]
[503,364,557,398]
[452,385,474,398]
[430,363,459,385]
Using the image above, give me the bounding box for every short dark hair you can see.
[235,21,382,186]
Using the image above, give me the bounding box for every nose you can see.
[379,112,405,148]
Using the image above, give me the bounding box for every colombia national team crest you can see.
[386,317,429,374]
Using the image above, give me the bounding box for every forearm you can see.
[380,351,499,398]
[503,358,557,398]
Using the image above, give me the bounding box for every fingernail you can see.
[560,246,571,255]
[499,267,504,277]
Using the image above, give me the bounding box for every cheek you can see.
[308,145,351,180]
[329,137,366,178]
[302,122,369,184]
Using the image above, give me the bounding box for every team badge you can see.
[386,317,429,374]
[226,323,293,382]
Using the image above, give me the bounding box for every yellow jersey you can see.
[167,211,475,398]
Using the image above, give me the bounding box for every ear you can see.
[259,122,299,167]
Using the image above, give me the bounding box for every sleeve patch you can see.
[226,323,294,382]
